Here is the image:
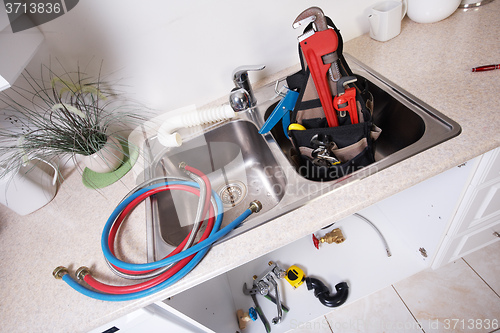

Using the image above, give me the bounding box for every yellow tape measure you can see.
[285,265,305,289]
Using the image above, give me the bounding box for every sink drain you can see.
[218,181,247,207]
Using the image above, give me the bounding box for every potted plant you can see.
[0,63,145,183]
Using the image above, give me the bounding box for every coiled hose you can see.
[53,164,261,301]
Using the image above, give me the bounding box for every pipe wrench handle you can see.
[300,29,339,127]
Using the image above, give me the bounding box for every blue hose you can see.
[100,181,223,272]
[61,180,255,301]
[103,204,252,272]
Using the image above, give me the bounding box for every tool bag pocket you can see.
[289,121,377,181]
[285,15,380,181]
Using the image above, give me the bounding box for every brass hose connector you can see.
[313,228,345,249]
[75,266,91,280]
[320,228,345,244]
[249,200,262,213]
[52,266,69,279]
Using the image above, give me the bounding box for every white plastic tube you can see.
[157,104,235,147]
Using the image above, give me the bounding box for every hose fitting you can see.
[53,266,69,279]
[76,266,91,280]
[249,200,263,213]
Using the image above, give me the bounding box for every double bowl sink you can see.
[143,54,461,261]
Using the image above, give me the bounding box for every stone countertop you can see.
[1,3,499,332]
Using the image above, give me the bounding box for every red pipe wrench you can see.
[299,29,340,127]
[334,76,359,125]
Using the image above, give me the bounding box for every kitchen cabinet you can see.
[432,147,500,269]
[158,157,479,333]
[88,147,499,333]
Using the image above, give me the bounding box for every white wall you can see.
[27,0,382,114]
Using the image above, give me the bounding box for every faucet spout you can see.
[230,65,265,110]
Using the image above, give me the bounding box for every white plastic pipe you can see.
[157,104,235,147]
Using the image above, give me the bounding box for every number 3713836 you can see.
[5,2,61,14]
[443,319,498,330]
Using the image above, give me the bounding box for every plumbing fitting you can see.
[306,278,349,308]
[353,213,392,257]
[285,264,349,308]
[249,200,263,213]
[312,228,345,249]
[52,266,69,279]
[75,266,91,280]
[236,308,257,330]
[252,261,287,325]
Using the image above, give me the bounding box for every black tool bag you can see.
[286,16,381,181]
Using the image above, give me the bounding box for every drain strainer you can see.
[218,181,247,207]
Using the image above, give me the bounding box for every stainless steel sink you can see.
[143,54,461,261]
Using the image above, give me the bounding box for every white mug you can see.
[368,0,407,42]
[0,157,58,215]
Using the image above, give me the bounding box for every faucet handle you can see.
[232,64,266,85]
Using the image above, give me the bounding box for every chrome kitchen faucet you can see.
[229,65,265,111]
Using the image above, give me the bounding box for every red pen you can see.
[472,64,500,72]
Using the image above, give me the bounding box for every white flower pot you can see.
[81,135,124,173]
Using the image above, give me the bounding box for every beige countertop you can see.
[1,3,499,332]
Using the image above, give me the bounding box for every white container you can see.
[368,0,407,42]
[407,0,461,23]
[0,158,58,215]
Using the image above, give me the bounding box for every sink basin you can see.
[144,119,287,256]
[143,54,461,261]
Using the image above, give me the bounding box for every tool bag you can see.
[285,16,381,181]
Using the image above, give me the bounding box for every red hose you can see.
[108,185,209,275]
[85,177,215,294]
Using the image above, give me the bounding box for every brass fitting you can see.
[52,266,69,279]
[237,309,252,330]
[319,228,345,244]
[75,266,91,280]
[249,200,262,213]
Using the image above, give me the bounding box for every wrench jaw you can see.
[292,15,317,30]
[293,6,328,31]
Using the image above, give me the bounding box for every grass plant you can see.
[0,61,145,179]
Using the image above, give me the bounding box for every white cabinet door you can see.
[433,147,500,269]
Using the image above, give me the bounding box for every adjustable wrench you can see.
[293,7,342,127]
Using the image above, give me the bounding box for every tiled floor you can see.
[291,241,500,333]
